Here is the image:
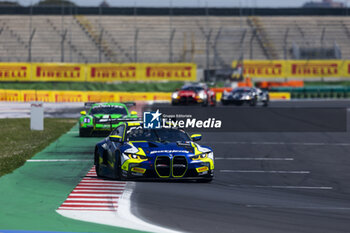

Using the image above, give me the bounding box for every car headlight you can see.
[83,117,91,123]
[243,95,251,100]
[171,92,178,99]
[198,91,207,100]
[223,90,229,96]
[190,152,212,160]
[126,153,148,160]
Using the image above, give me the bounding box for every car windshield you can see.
[233,89,251,93]
[127,127,190,142]
[181,86,204,92]
[90,106,127,115]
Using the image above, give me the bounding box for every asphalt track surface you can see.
[2,100,350,233]
[132,101,350,233]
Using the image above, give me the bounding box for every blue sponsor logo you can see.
[143,109,162,129]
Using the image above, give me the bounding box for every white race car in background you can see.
[221,87,269,106]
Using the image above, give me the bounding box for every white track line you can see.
[27,159,90,162]
[229,185,333,190]
[216,157,294,161]
[246,205,350,210]
[203,141,350,146]
[220,170,310,174]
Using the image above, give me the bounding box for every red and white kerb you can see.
[58,166,126,212]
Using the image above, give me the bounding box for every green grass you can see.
[0,81,185,92]
[0,118,76,176]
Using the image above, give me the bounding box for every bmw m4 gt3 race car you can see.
[171,83,216,106]
[221,87,269,106]
[79,102,139,137]
[94,122,214,182]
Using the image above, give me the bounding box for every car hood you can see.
[231,92,250,98]
[92,114,126,119]
[122,141,211,157]
[178,90,197,97]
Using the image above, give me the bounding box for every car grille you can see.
[180,96,196,104]
[173,156,187,177]
[155,156,171,177]
[155,156,188,178]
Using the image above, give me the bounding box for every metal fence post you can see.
[212,27,222,67]
[205,29,212,77]
[28,28,36,62]
[239,29,247,62]
[134,28,139,62]
[98,28,104,63]
[284,28,289,60]
[169,29,175,62]
[250,29,256,59]
[61,29,67,62]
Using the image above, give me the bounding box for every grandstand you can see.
[0,11,350,68]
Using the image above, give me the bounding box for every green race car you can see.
[79,102,139,137]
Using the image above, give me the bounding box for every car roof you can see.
[233,87,253,91]
[182,83,207,89]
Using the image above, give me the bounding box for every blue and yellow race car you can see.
[94,122,214,182]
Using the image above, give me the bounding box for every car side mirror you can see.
[130,111,138,115]
[191,134,202,141]
[80,111,86,115]
[109,135,123,142]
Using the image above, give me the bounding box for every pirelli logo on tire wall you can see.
[232,60,350,79]
[86,63,196,82]
[88,64,137,81]
[0,63,30,81]
[0,63,197,82]
[33,63,85,82]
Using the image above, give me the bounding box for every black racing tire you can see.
[95,163,102,177]
[201,100,208,107]
[171,101,178,106]
[114,154,125,181]
[249,97,257,106]
[263,96,269,107]
[221,100,229,105]
[94,149,102,177]
[79,128,92,137]
[210,97,217,106]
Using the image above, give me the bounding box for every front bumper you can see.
[172,96,204,105]
[221,96,253,103]
[80,123,122,136]
[121,155,214,180]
